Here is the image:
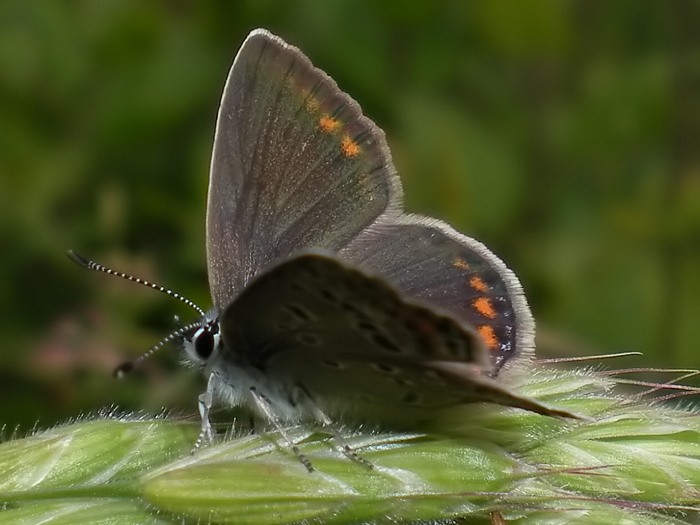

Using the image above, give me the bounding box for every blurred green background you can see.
[1,1,698,431]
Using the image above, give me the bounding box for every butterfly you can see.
[71,28,575,468]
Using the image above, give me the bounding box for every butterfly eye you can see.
[191,326,219,361]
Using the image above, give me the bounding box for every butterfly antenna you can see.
[67,250,205,316]
[113,320,203,378]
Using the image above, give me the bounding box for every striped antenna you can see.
[67,250,205,316]
[113,320,203,378]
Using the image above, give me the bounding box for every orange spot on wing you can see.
[341,135,361,157]
[473,297,497,319]
[319,114,341,133]
[453,257,470,270]
[478,325,499,350]
[469,276,489,293]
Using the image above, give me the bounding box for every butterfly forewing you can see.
[341,216,534,375]
[207,29,402,309]
[218,253,493,423]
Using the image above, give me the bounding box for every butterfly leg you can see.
[293,385,373,469]
[248,386,314,472]
[193,371,216,452]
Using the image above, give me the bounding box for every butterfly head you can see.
[182,315,222,365]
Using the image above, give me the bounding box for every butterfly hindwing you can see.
[341,216,534,374]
